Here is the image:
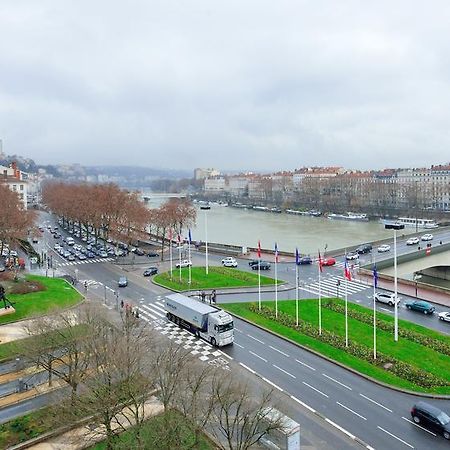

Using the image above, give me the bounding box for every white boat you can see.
[328,212,369,222]
[379,217,438,229]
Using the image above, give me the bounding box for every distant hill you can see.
[86,165,190,179]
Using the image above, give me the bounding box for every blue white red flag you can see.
[373,265,378,288]
[257,240,261,259]
[344,260,352,281]
[318,250,323,272]
[274,243,279,263]
[295,248,300,265]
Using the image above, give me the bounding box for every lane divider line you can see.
[249,351,268,362]
[269,345,290,357]
[322,373,352,390]
[273,364,296,379]
[247,334,265,344]
[401,417,436,436]
[295,359,316,371]
[302,382,329,398]
[377,426,414,448]
[359,393,392,412]
[336,401,367,420]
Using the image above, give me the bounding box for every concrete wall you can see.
[420,266,450,281]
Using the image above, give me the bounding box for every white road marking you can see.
[295,359,316,371]
[322,373,352,390]
[219,350,233,360]
[234,342,245,349]
[247,334,265,344]
[336,401,367,420]
[377,426,414,448]
[239,363,256,374]
[380,307,392,313]
[290,395,316,413]
[302,382,329,398]
[262,377,283,392]
[273,365,296,378]
[401,417,436,436]
[249,351,267,362]
[359,394,392,412]
[324,418,356,440]
[234,327,243,333]
[269,345,290,357]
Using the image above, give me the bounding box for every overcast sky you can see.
[1,1,449,172]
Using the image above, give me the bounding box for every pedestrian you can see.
[201,291,206,302]
[84,281,88,292]
[211,289,217,304]
[121,299,124,308]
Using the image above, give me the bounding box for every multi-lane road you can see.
[23,212,450,449]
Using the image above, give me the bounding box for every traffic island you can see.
[223,299,450,395]
[153,266,282,292]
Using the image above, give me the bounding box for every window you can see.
[20,185,24,191]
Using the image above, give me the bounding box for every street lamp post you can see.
[205,210,209,275]
[413,273,422,298]
[385,222,405,342]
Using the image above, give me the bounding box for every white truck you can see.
[165,293,234,347]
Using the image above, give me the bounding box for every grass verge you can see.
[153,266,282,291]
[223,299,450,394]
[0,275,82,325]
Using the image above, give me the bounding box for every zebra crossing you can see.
[79,279,100,288]
[334,260,360,269]
[301,275,370,298]
[58,257,115,267]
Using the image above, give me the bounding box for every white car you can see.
[406,237,420,245]
[421,234,434,241]
[377,244,391,253]
[175,259,192,268]
[345,252,359,260]
[221,257,238,267]
[374,292,400,306]
[438,311,450,322]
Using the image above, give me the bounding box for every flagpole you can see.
[178,240,182,282]
[394,228,398,342]
[345,277,349,347]
[275,256,278,319]
[258,241,261,311]
[373,258,377,360]
[188,237,192,285]
[296,260,299,327]
[169,231,173,280]
[205,211,209,275]
[318,253,322,336]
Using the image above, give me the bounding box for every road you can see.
[23,212,450,449]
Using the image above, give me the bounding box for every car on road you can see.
[118,276,128,287]
[405,299,435,314]
[377,244,391,253]
[321,257,336,266]
[248,259,261,267]
[421,233,434,241]
[143,267,158,276]
[147,251,160,258]
[345,252,359,260]
[298,256,313,265]
[32,237,39,243]
[438,311,450,322]
[251,261,271,270]
[175,259,192,268]
[410,402,450,440]
[132,248,145,256]
[406,237,420,245]
[221,257,238,267]
[356,244,372,254]
[374,292,400,306]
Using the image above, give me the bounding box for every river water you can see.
[144,195,412,254]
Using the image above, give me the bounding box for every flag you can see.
[177,234,181,244]
[188,229,192,244]
[344,260,352,281]
[257,240,261,259]
[274,243,279,263]
[373,265,378,288]
[168,228,173,241]
[318,250,323,272]
[295,247,300,265]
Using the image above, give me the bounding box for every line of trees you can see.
[24,305,284,450]
[42,182,196,258]
[0,183,36,256]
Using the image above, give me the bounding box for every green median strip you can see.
[222,299,450,394]
[153,266,282,291]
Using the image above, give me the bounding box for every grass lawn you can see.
[89,411,214,450]
[0,275,83,325]
[223,299,450,394]
[153,266,282,291]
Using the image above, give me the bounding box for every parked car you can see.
[438,311,450,322]
[118,276,128,287]
[134,248,145,256]
[147,251,160,258]
[67,255,76,261]
[78,254,87,261]
[410,402,450,440]
[175,259,192,268]
[406,237,420,245]
[345,252,359,260]
[374,292,400,306]
[32,237,39,243]
[87,252,95,258]
[251,261,271,270]
[222,257,238,267]
[248,259,260,267]
[298,256,313,265]
[143,267,158,277]
[405,300,435,314]
[321,257,336,266]
[421,233,434,241]
[99,251,108,258]
[356,244,372,254]
[377,244,391,253]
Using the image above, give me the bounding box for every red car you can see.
[321,257,336,266]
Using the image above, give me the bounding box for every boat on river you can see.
[379,217,439,229]
[328,212,369,222]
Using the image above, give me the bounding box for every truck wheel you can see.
[210,337,216,347]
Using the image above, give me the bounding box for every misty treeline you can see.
[23,305,285,450]
[42,182,196,256]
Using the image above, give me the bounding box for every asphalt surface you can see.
[16,211,450,449]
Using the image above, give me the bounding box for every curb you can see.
[227,310,450,400]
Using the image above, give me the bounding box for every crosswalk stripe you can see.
[155,301,165,308]
[141,304,164,318]
[139,308,158,320]
[151,303,166,313]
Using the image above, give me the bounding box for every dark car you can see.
[405,300,435,314]
[143,267,158,277]
[411,402,450,440]
[298,256,313,265]
[147,251,160,257]
[134,248,145,256]
[251,261,271,270]
[356,244,372,254]
[248,259,260,267]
